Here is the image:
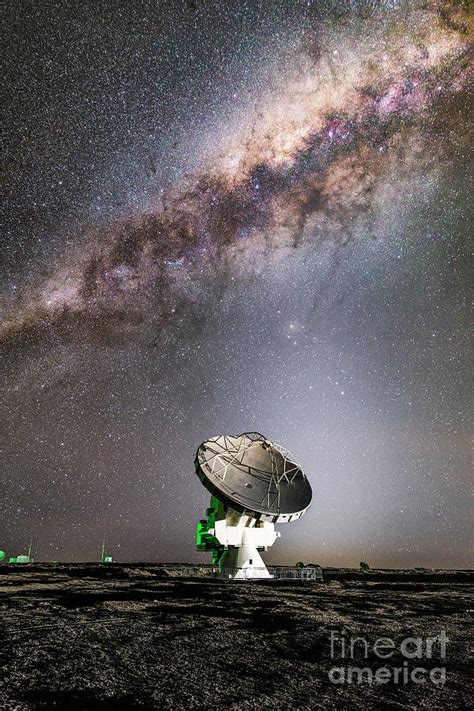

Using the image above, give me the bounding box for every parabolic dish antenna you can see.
[195,432,312,522]
[195,432,312,579]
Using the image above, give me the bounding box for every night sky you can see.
[2,0,472,568]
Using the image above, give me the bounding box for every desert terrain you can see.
[0,565,472,710]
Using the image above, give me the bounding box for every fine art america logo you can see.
[328,630,449,685]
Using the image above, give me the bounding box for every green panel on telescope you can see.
[196,496,226,568]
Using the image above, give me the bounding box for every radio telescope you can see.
[195,432,312,579]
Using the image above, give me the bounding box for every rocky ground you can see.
[0,566,472,710]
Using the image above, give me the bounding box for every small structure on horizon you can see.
[9,543,33,564]
[100,539,113,564]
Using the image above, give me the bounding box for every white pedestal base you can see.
[212,512,280,579]
[221,545,273,579]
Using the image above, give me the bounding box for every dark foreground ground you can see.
[0,565,472,710]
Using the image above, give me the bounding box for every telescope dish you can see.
[195,432,312,523]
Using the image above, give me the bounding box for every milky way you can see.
[2,1,472,566]
[3,1,471,347]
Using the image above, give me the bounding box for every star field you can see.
[1,0,472,566]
